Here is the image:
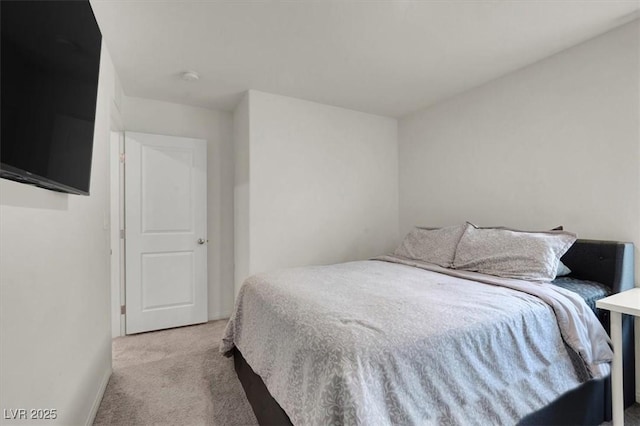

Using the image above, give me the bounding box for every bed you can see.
[222,235,635,425]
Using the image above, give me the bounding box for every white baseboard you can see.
[85,367,112,426]
[636,390,640,404]
[208,310,231,321]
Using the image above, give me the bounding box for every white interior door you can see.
[125,132,207,334]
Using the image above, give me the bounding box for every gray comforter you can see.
[221,257,613,426]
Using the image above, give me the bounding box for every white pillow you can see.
[556,260,572,278]
[394,225,466,268]
[452,223,577,282]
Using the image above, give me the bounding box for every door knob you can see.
[197,238,207,245]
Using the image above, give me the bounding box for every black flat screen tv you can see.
[1,0,102,195]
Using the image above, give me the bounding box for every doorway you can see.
[110,131,208,335]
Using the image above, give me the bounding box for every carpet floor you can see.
[95,319,640,426]
[94,320,257,426]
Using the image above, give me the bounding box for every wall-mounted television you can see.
[1,0,102,195]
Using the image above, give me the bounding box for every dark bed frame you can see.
[233,239,636,425]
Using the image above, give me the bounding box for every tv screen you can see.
[1,0,102,195]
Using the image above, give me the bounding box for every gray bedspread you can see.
[221,257,613,426]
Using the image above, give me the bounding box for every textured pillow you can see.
[452,223,577,282]
[394,225,466,268]
[483,225,564,231]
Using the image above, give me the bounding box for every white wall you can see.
[0,44,122,425]
[234,90,399,294]
[122,96,235,320]
[399,20,640,257]
[233,94,250,293]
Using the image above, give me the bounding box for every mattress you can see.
[221,258,612,426]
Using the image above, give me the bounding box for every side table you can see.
[596,288,640,426]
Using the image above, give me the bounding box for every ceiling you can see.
[90,1,639,118]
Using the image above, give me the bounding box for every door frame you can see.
[111,131,209,336]
[110,130,126,337]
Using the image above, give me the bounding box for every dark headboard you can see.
[561,239,635,293]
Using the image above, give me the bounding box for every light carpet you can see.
[95,319,640,426]
[94,320,257,426]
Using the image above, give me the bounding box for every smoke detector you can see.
[180,71,200,82]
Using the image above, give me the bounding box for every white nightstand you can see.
[596,288,640,426]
